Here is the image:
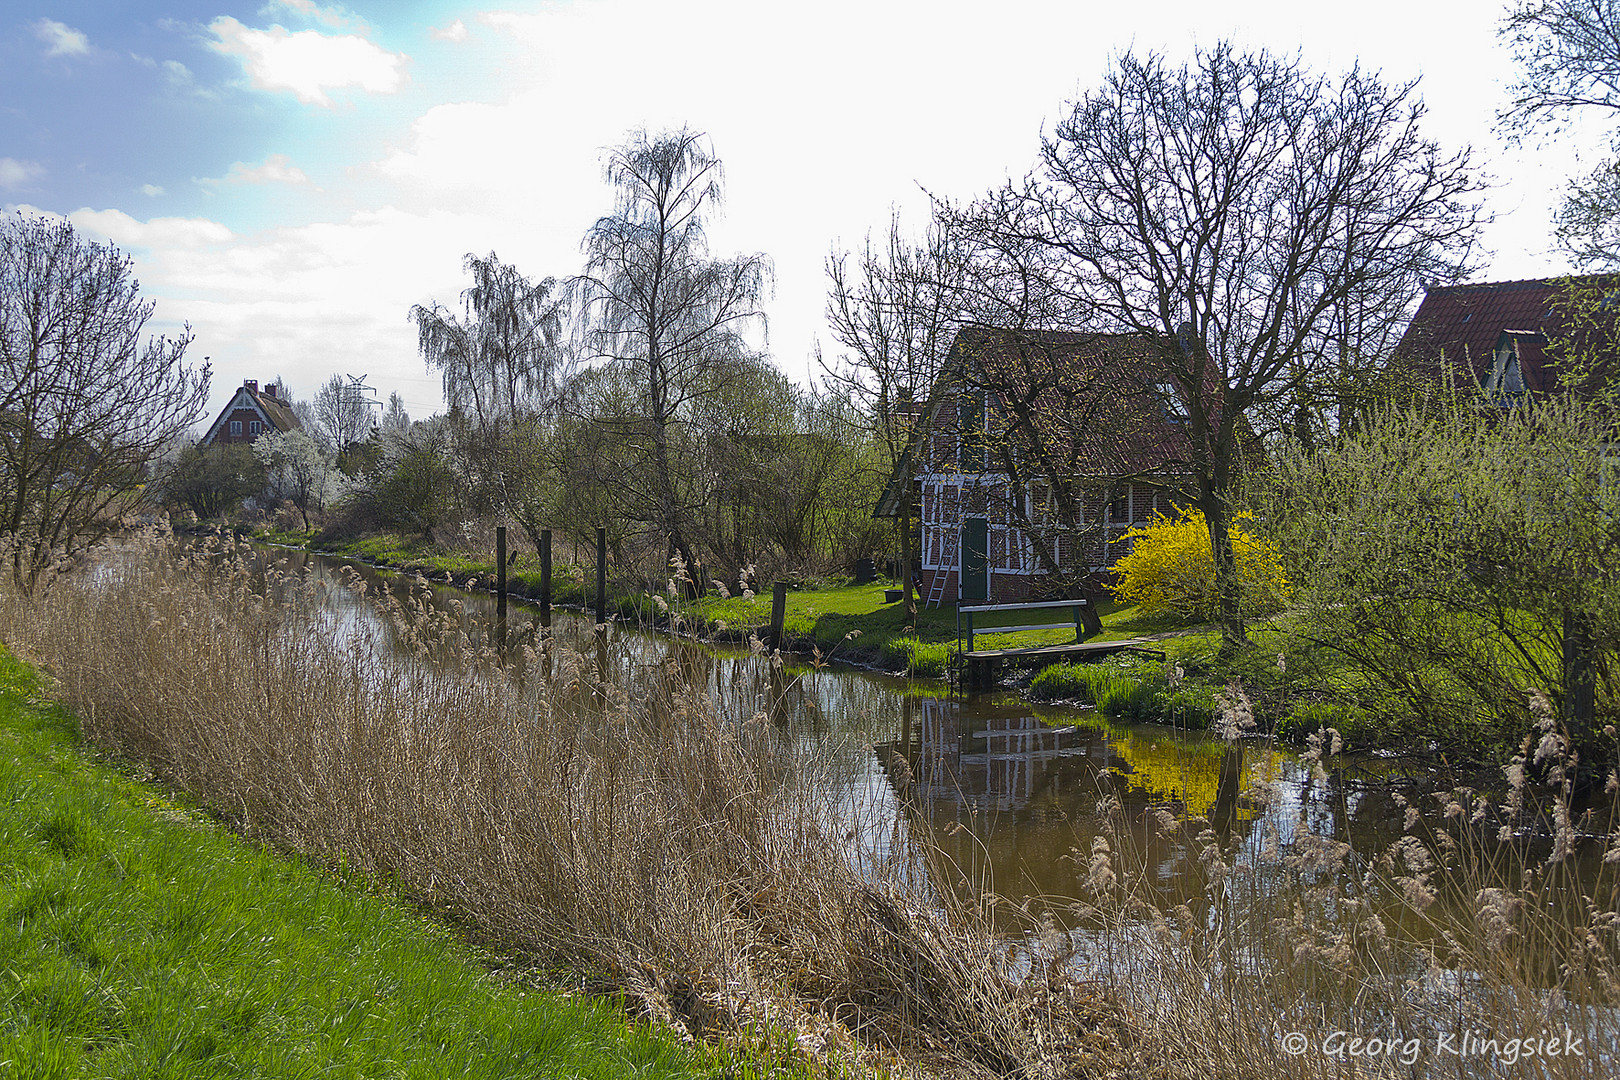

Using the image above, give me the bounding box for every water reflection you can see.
[251,544,1612,958]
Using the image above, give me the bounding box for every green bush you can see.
[1277,698,1377,747]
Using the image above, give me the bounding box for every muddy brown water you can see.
[257,546,1612,959]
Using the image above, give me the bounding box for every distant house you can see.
[1394,275,1620,397]
[199,379,301,447]
[875,326,1211,605]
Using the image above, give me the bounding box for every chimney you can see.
[244,379,259,395]
[262,381,277,402]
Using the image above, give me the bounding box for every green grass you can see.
[0,648,796,1079]
[258,522,1212,680]
[1029,659,1216,728]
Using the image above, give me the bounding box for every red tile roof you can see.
[1396,275,1620,393]
[933,326,1220,478]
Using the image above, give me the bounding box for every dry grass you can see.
[7,529,1616,1079]
[1054,689,1620,1079]
[0,530,1130,1079]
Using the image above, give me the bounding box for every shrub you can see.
[1278,698,1378,747]
[1109,507,1290,620]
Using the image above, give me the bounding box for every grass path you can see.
[0,646,789,1079]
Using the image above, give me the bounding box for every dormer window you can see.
[958,390,988,470]
[1486,333,1525,395]
[1154,381,1188,422]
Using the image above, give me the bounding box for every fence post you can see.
[495,526,507,649]
[596,526,607,626]
[770,580,787,649]
[539,529,552,620]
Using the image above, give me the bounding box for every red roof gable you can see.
[931,326,1216,479]
[1396,275,1620,393]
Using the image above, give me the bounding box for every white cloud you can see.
[430,19,468,43]
[34,19,90,58]
[200,154,312,187]
[262,1,365,32]
[0,158,44,190]
[57,203,497,416]
[67,208,236,250]
[141,184,166,197]
[208,16,406,106]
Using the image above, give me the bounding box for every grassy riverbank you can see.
[254,525,1160,678]
[0,646,805,1078]
[6,530,1618,1079]
[251,525,1557,763]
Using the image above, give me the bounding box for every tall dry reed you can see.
[1053,683,1620,1079]
[0,531,1128,1078]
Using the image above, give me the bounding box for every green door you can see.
[961,517,989,601]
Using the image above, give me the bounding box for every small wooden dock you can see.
[960,638,1166,690]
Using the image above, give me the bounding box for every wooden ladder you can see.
[925,524,958,609]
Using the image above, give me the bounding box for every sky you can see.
[1,0,1607,426]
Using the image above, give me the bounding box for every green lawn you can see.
[0,647,800,1079]
[253,525,1201,678]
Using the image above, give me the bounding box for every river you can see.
[261,545,1614,942]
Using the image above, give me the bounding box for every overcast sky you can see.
[1,0,1603,424]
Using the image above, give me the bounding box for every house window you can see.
[249,420,262,436]
[229,420,242,436]
[1109,491,1129,523]
[1154,381,1188,422]
[958,391,987,471]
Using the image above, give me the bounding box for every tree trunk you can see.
[1564,607,1596,737]
[1200,491,1246,659]
[901,489,916,623]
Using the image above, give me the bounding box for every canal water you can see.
[258,544,1612,939]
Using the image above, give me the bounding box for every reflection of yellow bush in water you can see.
[1107,731,1277,819]
[1109,507,1290,620]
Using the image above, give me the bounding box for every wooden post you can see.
[596,526,607,626]
[495,526,507,648]
[770,580,787,648]
[539,529,552,623]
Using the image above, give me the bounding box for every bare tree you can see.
[968,45,1479,654]
[0,213,210,591]
[1502,0,1620,265]
[309,373,378,454]
[381,391,410,432]
[572,128,772,571]
[822,213,964,615]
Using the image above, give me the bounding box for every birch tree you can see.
[572,129,771,571]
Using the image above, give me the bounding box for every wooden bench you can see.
[958,599,1101,652]
[955,600,1162,690]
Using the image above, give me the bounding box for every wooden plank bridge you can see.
[953,600,1166,690]
[960,637,1166,690]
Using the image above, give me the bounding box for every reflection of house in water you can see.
[882,696,1264,821]
[876,695,1277,908]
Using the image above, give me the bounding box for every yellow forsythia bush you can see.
[1109,506,1290,620]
